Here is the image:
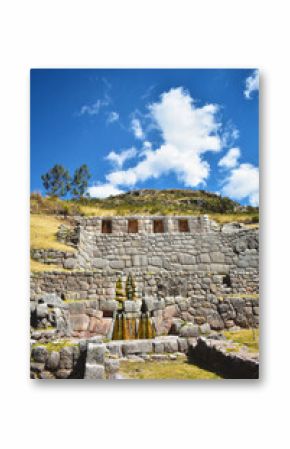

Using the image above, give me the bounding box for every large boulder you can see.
[36,303,48,319]
[104,359,120,375]
[180,323,199,338]
[124,300,142,313]
[153,336,179,353]
[68,302,85,314]
[99,299,118,312]
[45,351,60,371]
[39,293,63,307]
[59,346,74,369]
[162,337,179,353]
[143,297,155,312]
[84,364,105,379]
[86,343,106,364]
[106,342,123,357]
[31,346,48,363]
[63,258,77,270]
[122,340,153,355]
[89,317,112,336]
[70,314,90,331]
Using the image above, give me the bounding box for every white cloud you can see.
[87,183,124,199]
[221,163,259,206]
[79,82,111,117]
[79,96,110,116]
[131,118,144,140]
[107,111,119,124]
[141,84,156,100]
[106,87,222,188]
[244,70,259,99]
[218,147,241,169]
[106,147,137,168]
[79,100,102,116]
[222,121,240,147]
[142,141,152,151]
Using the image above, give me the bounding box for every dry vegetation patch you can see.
[30,214,75,252]
[30,191,259,223]
[30,259,71,273]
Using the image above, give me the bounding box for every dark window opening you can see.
[153,219,164,233]
[128,219,138,233]
[103,310,113,318]
[102,219,112,234]
[223,274,231,287]
[179,219,190,232]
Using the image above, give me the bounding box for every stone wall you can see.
[31,216,259,274]
[31,271,259,336]
[31,269,259,302]
[31,341,87,379]
[31,336,259,379]
[31,248,77,268]
[30,336,188,379]
[76,216,259,273]
[188,338,259,379]
[77,215,216,235]
[30,215,259,335]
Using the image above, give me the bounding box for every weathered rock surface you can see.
[188,337,259,379]
[84,364,105,380]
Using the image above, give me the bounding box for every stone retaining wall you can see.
[31,286,259,339]
[30,336,188,379]
[31,335,259,379]
[188,337,259,379]
[30,216,259,273]
[77,215,215,234]
[31,249,76,268]
[31,341,87,379]
[31,269,259,302]
[77,219,258,272]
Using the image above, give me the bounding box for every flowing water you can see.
[112,312,156,340]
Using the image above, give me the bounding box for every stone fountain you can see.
[112,274,156,340]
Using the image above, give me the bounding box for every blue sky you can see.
[31,69,259,205]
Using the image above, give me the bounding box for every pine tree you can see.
[71,164,91,198]
[41,164,71,197]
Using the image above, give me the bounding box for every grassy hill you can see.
[31,189,258,223]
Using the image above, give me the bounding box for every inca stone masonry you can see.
[31,215,259,336]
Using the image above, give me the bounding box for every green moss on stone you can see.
[32,339,77,352]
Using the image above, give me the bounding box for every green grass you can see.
[225,347,239,353]
[208,212,259,225]
[223,329,259,353]
[120,359,221,379]
[32,339,77,352]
